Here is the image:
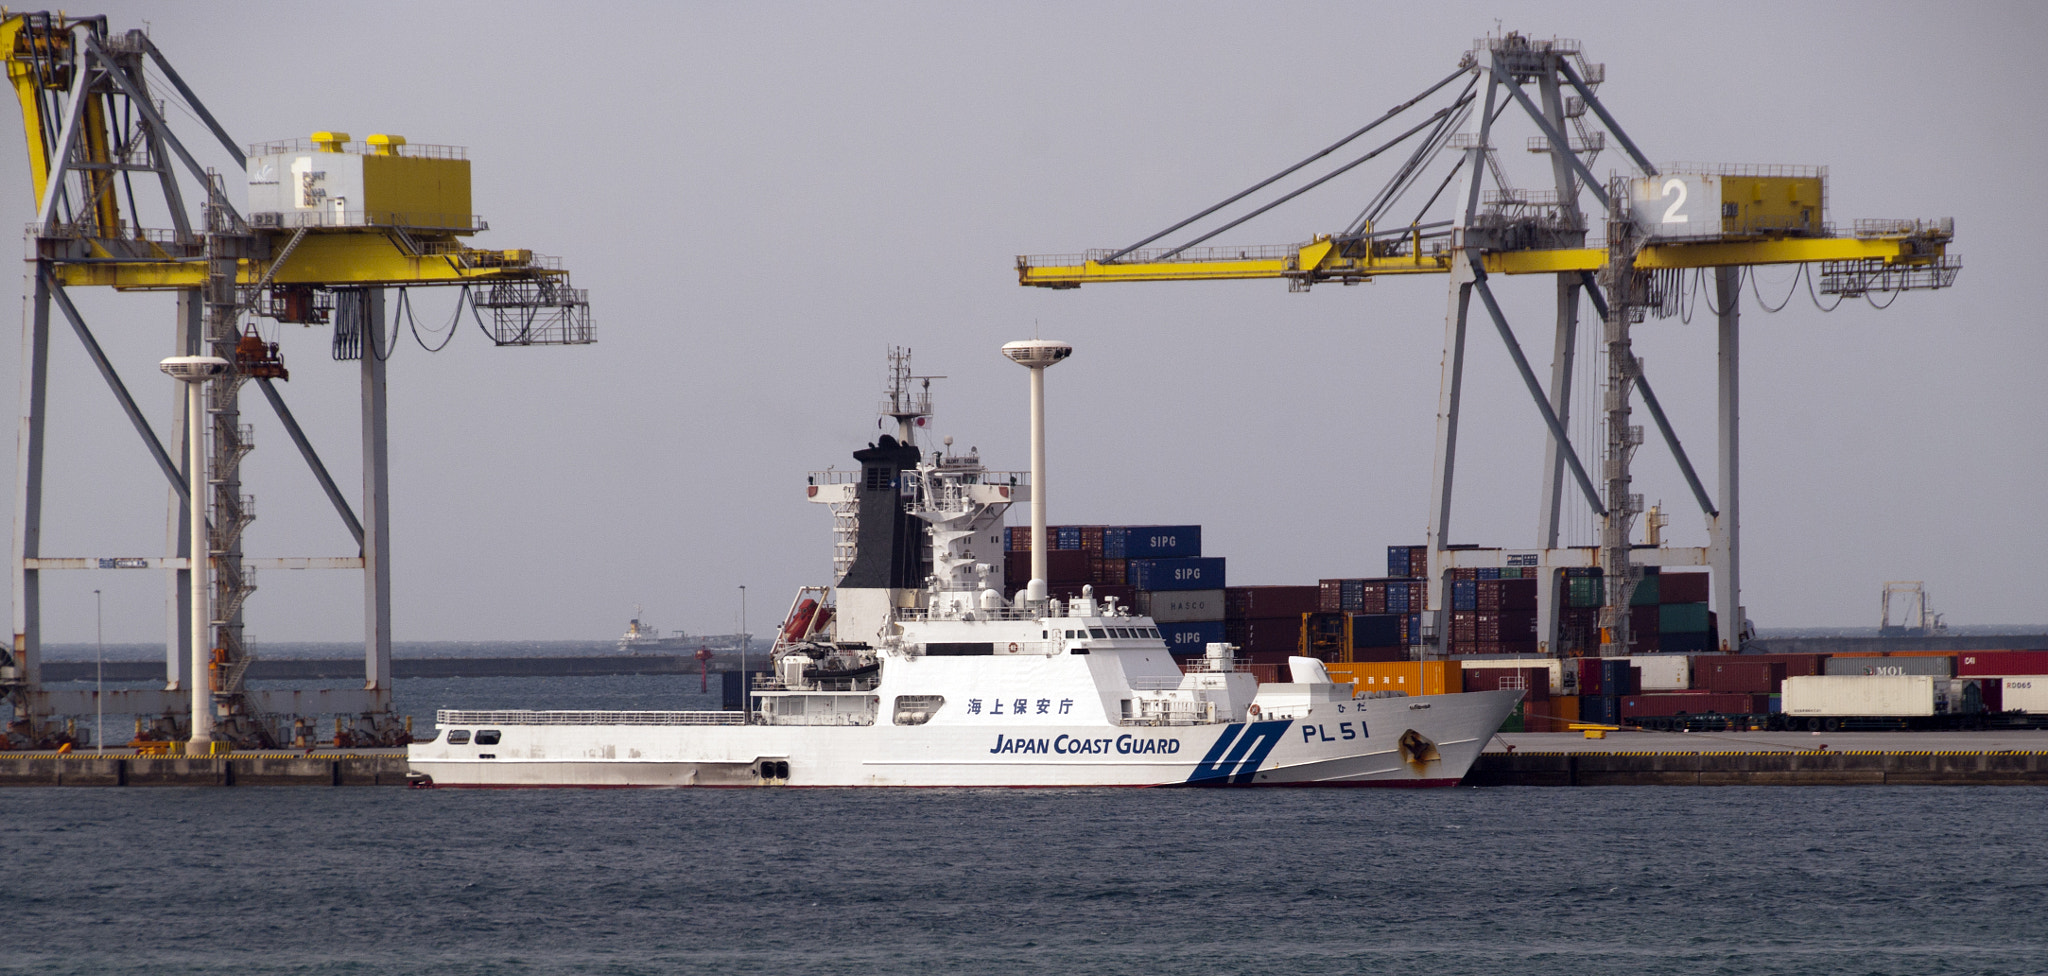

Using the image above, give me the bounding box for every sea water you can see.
[5,676,2047,975]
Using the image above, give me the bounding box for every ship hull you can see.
[406,689,1518,788]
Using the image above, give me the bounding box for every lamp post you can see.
[160,355,230,751]
[749,581,757,720]
[94,588,103,752]
[1000,340,1073,601]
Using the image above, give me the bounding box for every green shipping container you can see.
[1658,602,1710,633]
[1567,577,1604,608]
[1499,566,1522,579]
[1629,574,1660,606]
[1497,700,1525,734]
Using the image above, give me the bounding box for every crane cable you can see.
[1748,263,1800,313]
[1106,65,1475,263]
[1805,265,1846,313]
[1346,74,1480,236]
[395,286,470,353]
[1159,94,1477,261]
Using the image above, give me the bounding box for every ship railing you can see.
[435,709,746,727]
[751,675,878,693]
[1179,658,1251,674]
[894,605,1046,623]
[1118,697,1222,726]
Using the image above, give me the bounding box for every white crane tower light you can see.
[1001,340,1073,368]
[159,355,231,382]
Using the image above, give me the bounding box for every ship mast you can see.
[881,346,943,445]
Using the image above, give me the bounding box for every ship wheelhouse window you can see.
[474,730,502,746]
[446,730,471,745]
[1089,627,1108,638]
[416,729,442,744]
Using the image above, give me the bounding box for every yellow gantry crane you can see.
[2,12,591,749]
[1018,34,1958,663]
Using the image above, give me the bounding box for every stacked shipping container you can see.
[1006,524,1218,655]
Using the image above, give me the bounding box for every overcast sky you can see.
[5,1,2042,645]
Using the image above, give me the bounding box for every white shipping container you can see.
[1134,589,1226,623]
[1622,655,1691,691]
[1782,675,1935,717]
[2001,677,2048,714]
[1459,657,1564,695]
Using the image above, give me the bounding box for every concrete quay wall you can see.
[1467,750,2048,786]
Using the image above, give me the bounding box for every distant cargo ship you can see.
[616,609,755,667]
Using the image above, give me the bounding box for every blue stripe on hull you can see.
[1183,720,1293,785]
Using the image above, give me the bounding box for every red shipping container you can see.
[1982,679,2005,713]
[1464,667,1550,698]
[1451,567,1479,581]
[1318,580,1344,612]
[1358,582,1388,615]
[1225,616,1301,655]
[1736,653,1824,677]
[1693,658,1785,693]
[1575,658,1603,695]
[1408,546,1430,578]
[1225,585,1320,619]
[1450,611,1478,642]
[1090,557,1127,584]
[1005,549,1092,584]
[1078,526,1105,553]
[1476,610,1537,641]
[1477,578,1538,611]
[1658,571,1710,604]
[1620,692,1752,717]
[1958,651,2048,677]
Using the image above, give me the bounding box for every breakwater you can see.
[0,753,411,786]
[40,655,703,682]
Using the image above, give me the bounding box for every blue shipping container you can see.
[1386,582,1411,615]
[1662,632,1713,655]
[1451,580,1478,611]
[1340,579,1365,612]
[1127,557,1226,592]
[1601,659,1633,695]
[1161,619,1228,655]
[1056,526,1081,550]
[1352,614,1401,648]
[1102,525,1201,560]
[1582,695,1622,725]
[1386,546,1410,578]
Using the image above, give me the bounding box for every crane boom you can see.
[1019,229,1953,288]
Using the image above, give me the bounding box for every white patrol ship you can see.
[406,345,1519,788]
